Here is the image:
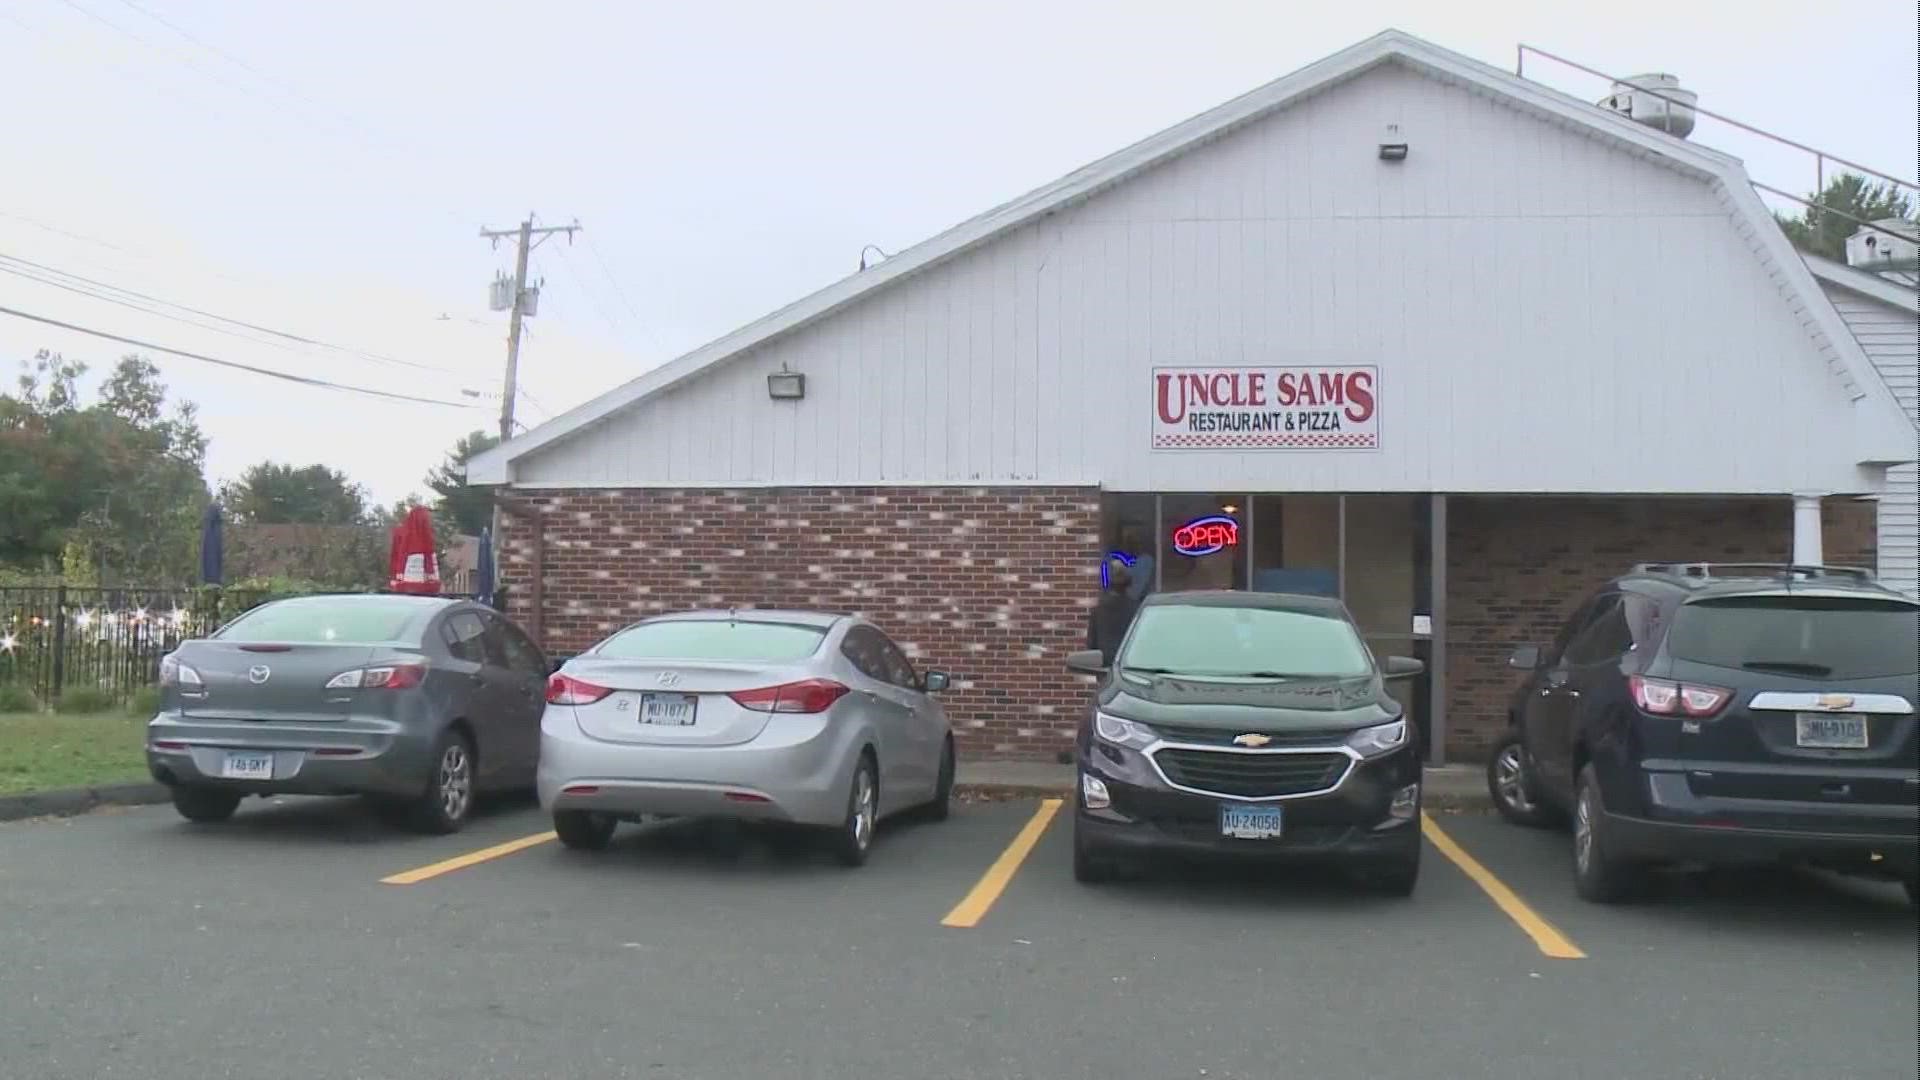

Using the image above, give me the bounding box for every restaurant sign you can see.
[1151,365,1379,450]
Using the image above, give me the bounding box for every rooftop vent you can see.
[1598,73,1697,139]
[1844,218,1920,271]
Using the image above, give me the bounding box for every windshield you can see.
[1667,596,1920,680]
[1117,603,1373,679]
[595,620,826,662]
[214,597,431,645]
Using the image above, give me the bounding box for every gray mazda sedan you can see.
[146,593,547,832]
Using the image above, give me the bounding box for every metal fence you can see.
[0,586,479,706]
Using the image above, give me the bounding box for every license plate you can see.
[1795,713,1868,749]
[1219,802,1284,839]
[220,751,274,780]
[638,692,698,726]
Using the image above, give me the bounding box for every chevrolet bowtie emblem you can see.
[1233,733,1271,748]
[1816,694,1855,712]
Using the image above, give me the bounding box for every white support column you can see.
[1791,493,1826,566]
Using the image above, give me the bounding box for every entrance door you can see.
[1341,495,1434,756]
[1156,493,1249,592]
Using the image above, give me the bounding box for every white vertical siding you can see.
[518,62,1877,496]
[1822,286,1919,596]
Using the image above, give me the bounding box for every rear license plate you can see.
[1795,713,1868,749]
[1219,803,1284,840]
[638,692,698,726]
[220,751,274,780]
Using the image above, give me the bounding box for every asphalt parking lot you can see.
[1,796,1913,1080]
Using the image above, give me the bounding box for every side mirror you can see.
[922,670,950,693]
[547,654,574,676]
[1383,655,1425,679]
[1065,649,1108,676]
[1507,645,1541,671]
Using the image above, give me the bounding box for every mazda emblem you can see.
[247,665,272,685]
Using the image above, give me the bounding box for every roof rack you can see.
[1630,562,1877,585]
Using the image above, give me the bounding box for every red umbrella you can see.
[388,505,442,595]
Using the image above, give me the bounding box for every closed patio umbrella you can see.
[475,528,496,608]
[198,504,224,586]
[388,506,442,595]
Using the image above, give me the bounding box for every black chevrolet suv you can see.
[1501,563,1919,904]
[1064,591,1428,896]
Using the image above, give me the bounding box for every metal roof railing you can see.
[1629,562,1878,585]
[1515,45,1919,251]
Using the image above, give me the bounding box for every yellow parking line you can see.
[941,798,1063,928]
[381,831,557,885]
[1422,812,1586,960]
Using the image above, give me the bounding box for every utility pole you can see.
[479,215,580,442]
[477,214,579,609]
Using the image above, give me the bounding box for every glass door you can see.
[1341,495,1434,754]
[1156,493,1248,592]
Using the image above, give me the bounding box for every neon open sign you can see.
[1172,515,1240,557]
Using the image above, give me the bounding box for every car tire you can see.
[553,809,617,851]
[830,753,879,867]
[922,736,955,822]
[1487,733,1561,829]
[408,730,476,835]
[171,785,241,823]
[1573,763,1642,904]
[1356,840,1421,897]
[1072,820,1115,885]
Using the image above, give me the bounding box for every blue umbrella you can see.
[475,528,496,608]
[199,504,224,586]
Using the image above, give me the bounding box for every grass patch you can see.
[0,711,150,796]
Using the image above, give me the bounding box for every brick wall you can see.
[499,487,1102,758]
[1443,496,1880,761]
[503,487,1878,763]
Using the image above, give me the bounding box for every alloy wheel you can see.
[852,768,876,850]
[1574,787,1594,873]
[439,744,472,821]
[1494,745,1537,815]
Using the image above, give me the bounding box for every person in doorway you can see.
[1119,527,1154,601]
[1088,559,1142,667]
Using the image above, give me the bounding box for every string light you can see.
[0,633,15,653]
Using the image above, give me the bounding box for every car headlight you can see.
[1094,713,1157,750]
[1346,718,1407,758]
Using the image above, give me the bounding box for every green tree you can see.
[219,463,370,525]
[0,352,208,582]
[425,429,499,536]
[1775,173,1916,262]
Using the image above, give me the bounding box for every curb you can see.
[0,781,170,823]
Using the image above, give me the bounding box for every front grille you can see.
[1150,723,1348,748]
[1153,749,1349,798]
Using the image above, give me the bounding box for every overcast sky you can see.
[3,0,1914,509]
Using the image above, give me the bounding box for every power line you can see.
[549,244,629,346]
[580,230,671,355]
[0,251,468,375]
[0,304,480,409]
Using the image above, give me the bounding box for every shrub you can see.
[0,684,41,713]
[125,685,163,717]
[53,687,116,715]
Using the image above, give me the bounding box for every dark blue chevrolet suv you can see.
[1500,563,1919,904]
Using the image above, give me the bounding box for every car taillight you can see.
[326,664,427,690]
[1629,675,1731,717]
[728,678,849,714]
[158,655,202,688]
[547,673,612,705]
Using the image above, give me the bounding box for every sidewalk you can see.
[956,759,1490,811]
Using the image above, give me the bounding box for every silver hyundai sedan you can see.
[538,610,955,865]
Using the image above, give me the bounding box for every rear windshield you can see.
[1666,596,1920,680]
[595,620,826,662]
[1119,603,1373,679]
[215,597,431,645]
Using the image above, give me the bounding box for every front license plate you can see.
[1219,803,1284,840]
[638,692,698,726]
[220,751,274,780]
[1795,713,1868,749]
